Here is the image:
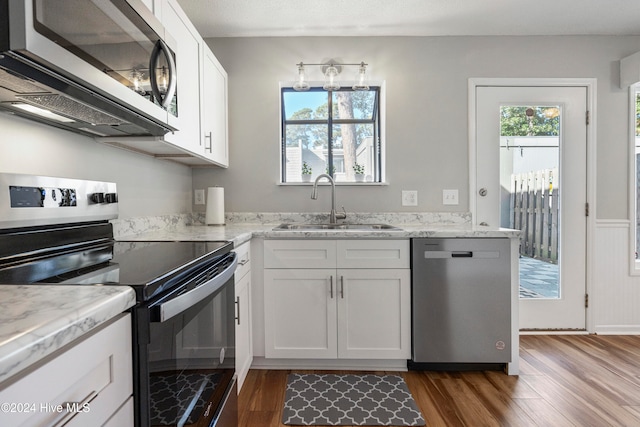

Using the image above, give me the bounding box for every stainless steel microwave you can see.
[0,0,179,137]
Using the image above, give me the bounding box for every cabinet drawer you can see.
[0,314,133,427]
[264,240,336,269]
[337,240,410,269]
[235,241,251,280]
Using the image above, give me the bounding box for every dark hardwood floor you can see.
[238,335,640,426]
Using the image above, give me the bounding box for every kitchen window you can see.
[280,87,382,183]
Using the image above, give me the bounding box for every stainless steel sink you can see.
[273,223,402,231]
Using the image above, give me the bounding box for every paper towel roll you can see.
[206,187,225,225]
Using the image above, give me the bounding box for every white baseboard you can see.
[594,325,640,335]
[250,357,408,371]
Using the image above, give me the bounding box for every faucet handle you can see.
[337,206,347,220]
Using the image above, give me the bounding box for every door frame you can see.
[468,78,597,333]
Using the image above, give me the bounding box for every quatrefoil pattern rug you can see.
[282,373,426,426]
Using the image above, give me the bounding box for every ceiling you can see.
[176,0,640,38]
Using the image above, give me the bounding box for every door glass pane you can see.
[499,106,560,299]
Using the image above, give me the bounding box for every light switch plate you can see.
[194,189,205,205]
[402,190,418,206]
[443,189,459,205]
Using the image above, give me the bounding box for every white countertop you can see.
[0,285,136,384]
[118,222,521,245]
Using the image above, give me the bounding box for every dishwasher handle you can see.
[423,250,500,259]
[451,251,473,258]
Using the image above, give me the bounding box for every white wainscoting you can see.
[593,220,640,334]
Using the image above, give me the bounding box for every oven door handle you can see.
[157,253,237,322]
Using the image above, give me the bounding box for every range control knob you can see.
[90,193,105,204]
[104,193,118,203]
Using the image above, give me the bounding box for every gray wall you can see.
[195,35,640,220]
[0,113,193,219]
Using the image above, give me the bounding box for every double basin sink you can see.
[273,223,401,231]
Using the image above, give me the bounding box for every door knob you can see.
[479,188,488,197]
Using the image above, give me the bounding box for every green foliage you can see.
[500,106,560,137]
[301,161,312,174]
[353,163,365,174]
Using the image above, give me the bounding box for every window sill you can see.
[278,182,389,186]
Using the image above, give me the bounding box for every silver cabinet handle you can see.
[330,276,334,298]
[340,276,344,299]
[235,296,240,325]
[238,258,249,266]
[204,132,212,152]
[51,390,98,427]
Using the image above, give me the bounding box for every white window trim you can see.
[277,80,387,185]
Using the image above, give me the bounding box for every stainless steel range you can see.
[0,173,238,427]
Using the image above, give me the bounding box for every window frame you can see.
[279,85,384,184]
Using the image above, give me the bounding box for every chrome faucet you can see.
[311,173,347,224]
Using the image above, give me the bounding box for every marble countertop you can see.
[0,285,136,384]
[118,222,521,245]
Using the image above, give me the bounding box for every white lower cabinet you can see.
[234,241,252,392]
[263,240,411,360]
[0,314,133,427]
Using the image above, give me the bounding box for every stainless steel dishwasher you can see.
[410,238,511,370]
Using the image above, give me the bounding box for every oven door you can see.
[135,253,237,427]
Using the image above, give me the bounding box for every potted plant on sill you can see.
[353,163,365,182]
[301,161,312,182]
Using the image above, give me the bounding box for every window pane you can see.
[332,123,375,182]
[283,91,328,120]
[332,90,376,120]
[284,124,328,182]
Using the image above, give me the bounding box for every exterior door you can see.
[475,85,587,330]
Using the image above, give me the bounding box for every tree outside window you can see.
[281,87,381,183]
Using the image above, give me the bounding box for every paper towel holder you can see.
[206,186,225,225]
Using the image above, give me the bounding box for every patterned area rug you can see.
[282,373,426,426]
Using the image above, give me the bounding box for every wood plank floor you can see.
[238,335,640,426]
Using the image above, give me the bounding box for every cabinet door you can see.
[235,271,252,391]
[337,269,411,359]
[264,240,336,269]
[159,0,201,153]
[264,269,337,358]
[201,45,229,166]
[337,239,410,269]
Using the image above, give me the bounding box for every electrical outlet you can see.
[402,190,418,207]
[194,189,205,205]
[443,189,459,205]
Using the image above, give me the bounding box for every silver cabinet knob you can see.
[479,188,488,197]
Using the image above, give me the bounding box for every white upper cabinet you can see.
[99,0,228,166]
[158,0,201,154]
[201,45,229,167]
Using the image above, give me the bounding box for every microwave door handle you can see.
[158,253,237,322]
[149,39,177,109]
